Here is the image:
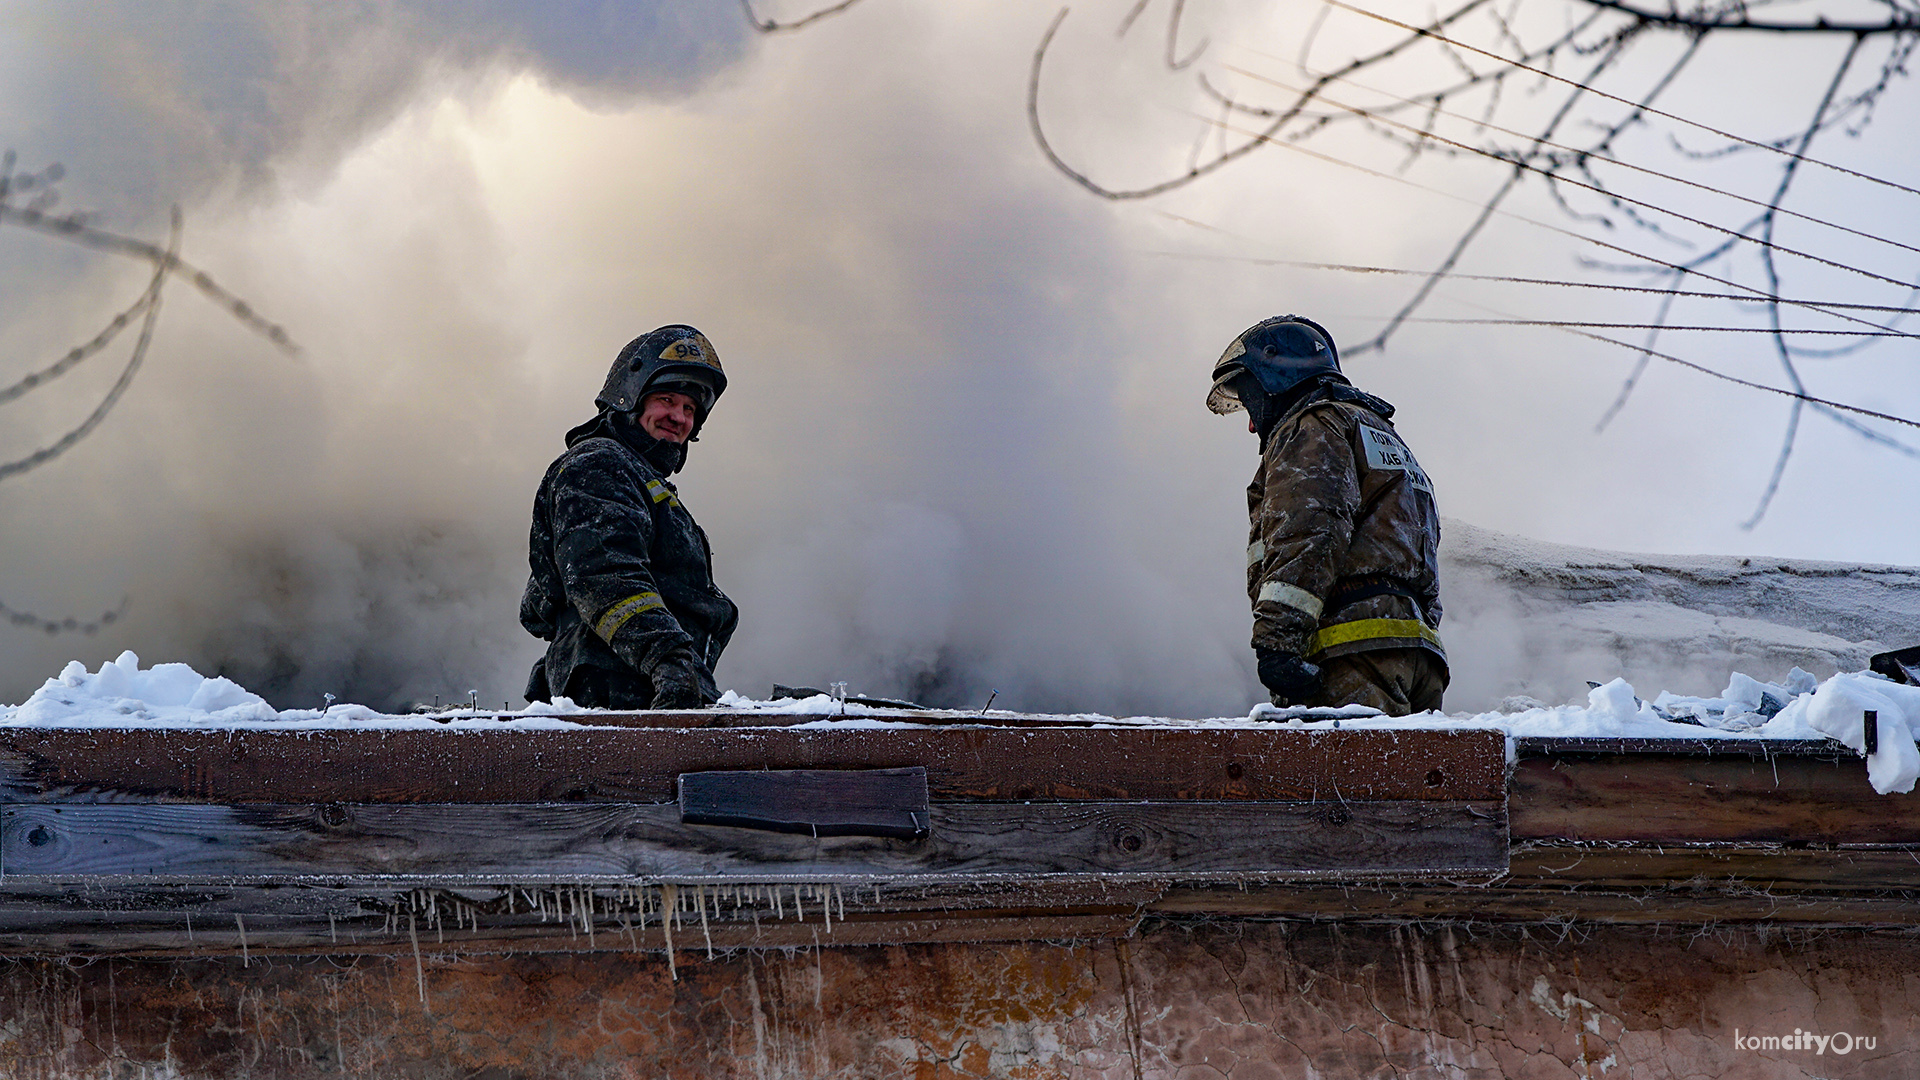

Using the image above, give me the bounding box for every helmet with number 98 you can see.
[596,325,728,435]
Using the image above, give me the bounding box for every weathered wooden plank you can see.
[0,727,1507,804]
[1149,883,1920,926]
[1506,843,1920,892]
[0,799,1507,884]
[0,908,1145,957]
[0,878,1168,921]
[1510,754,1920,843]
[1515,737,1843,758]
[678,767,930,838]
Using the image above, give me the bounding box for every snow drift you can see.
[6,648,1916,794]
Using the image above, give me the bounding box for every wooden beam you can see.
[0,907,1145,958]
[0,727,1507,804]
[1507,842,1920,892]
[1150,883,1920,926]
[0,799,1507,885]
[1510,753,1920,844]
[1151,838,1920,926]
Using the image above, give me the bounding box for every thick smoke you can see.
[2,2,1914,717]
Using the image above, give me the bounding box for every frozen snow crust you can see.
[5,651,1916,794]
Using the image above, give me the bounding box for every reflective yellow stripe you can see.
[594,592,664,641]
[1311,617,1443,654]
[1257,580,1323,619]
[644,479,680,507]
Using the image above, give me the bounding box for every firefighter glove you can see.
[1257,649,1322,706]
[649,648,713,710]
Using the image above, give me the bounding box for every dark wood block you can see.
[678,767,930,838]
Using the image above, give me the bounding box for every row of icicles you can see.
[379,882,858,980]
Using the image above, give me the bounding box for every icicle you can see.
[408,910,426,1008]
[583,887,595,948]
[774,885,783,920]
[660,884,679,981]
[698,885,714,959]
[235,914,249,967]
[329,913,337,944]
[794,884,804,923]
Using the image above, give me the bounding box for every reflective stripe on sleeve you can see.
[644,480,681,508]
[1311,617,1443,654]
[594,591,665,642]
[1246,540,1265,567]
[1256,580,1323,618]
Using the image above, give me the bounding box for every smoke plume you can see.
[3,2,1914,716]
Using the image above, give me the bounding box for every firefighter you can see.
[1209,315,1447,715]
[520,325,739,709]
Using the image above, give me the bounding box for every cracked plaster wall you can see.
[0,922,1914,1078]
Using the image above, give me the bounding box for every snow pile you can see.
[0,651,588,731]
[5,651,281,726]
[4,653,1916,793]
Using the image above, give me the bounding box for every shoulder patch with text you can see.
[1358,424,1433,494]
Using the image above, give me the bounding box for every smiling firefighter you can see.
[1210,315,1447,716]
[520,325,739,710]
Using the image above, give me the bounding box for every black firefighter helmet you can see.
[596,324,728,434]
[1206,314,1340,415]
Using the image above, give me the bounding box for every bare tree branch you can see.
[740,0,869,33]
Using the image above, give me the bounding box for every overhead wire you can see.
[1140,241,1920,315]
[1221,57,1920,262]
[1320,0,1920,200]
[1558,325,1920,430]
[1216,65,1920,293]
[1436,291,1920,440]
[1367,318,1918,337]
[1195,111,1911,337]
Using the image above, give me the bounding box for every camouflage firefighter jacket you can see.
[1246,380,1445,666]
[520,412,738,703]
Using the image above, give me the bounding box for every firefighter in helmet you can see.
[1209,315,1447,715]
[521,325,739,709]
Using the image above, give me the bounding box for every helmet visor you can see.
[1207,369,1247,415]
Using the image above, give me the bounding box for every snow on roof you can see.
[4,650,1916,793]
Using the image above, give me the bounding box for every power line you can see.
[1141,241,1920,315]
[1218,66,1920,293]
[1380,317,1918,337]
[1199,113,1910,337]
[1322,0,1920,200]
[1560,325,1920,430]
[1223,58,1920,262]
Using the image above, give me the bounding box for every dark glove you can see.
[1257,649,1323,706]
[649,649,714,710]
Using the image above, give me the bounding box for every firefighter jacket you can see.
[1245,379,1445,666]
[520,411,738,702]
